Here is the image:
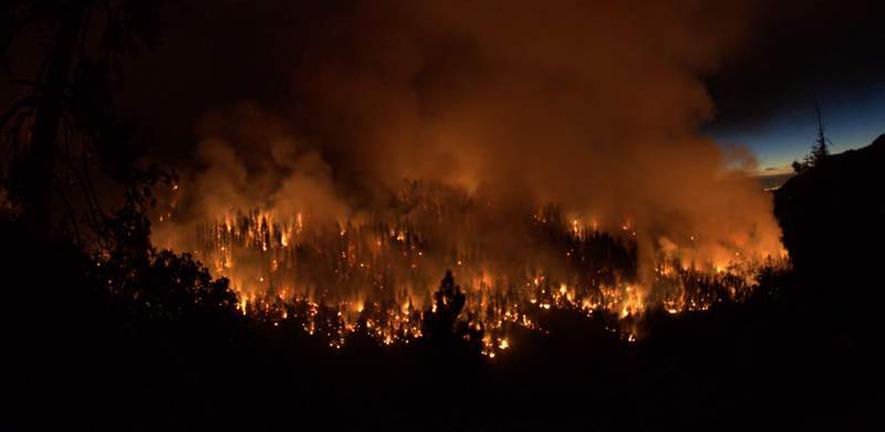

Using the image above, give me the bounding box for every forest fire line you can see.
[153,184,788,357]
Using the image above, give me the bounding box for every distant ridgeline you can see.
[774,134,885,293]
[757,173,794,191]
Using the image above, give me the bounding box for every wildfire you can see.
[154,184,786,358]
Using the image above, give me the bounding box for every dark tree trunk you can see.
[24,1,89,236]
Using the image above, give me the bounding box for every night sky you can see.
[714,86,885,173]
[704,0,885,172]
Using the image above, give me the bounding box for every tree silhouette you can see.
[1,0,165,237]
[793,99,831,173]
[88,167,237,319]
[421,270,483,353]
[809,99,831,163]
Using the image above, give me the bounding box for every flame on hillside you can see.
[153,182,786,356]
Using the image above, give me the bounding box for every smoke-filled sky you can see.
[2,0,883,174]
[105,0,789,272]
[2,0,881,270]
[90,0,883,175]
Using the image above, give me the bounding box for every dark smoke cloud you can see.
[706,0,885,132]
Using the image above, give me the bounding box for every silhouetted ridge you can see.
[774,133,885,302]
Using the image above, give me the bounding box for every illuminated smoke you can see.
[149,0,785,350]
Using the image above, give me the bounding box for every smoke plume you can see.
[151,0,783,296]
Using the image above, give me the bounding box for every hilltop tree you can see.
[793,99,832,173]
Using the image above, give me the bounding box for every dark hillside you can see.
[775,134,885,302]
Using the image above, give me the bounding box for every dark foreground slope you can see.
[775,134,885,301]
